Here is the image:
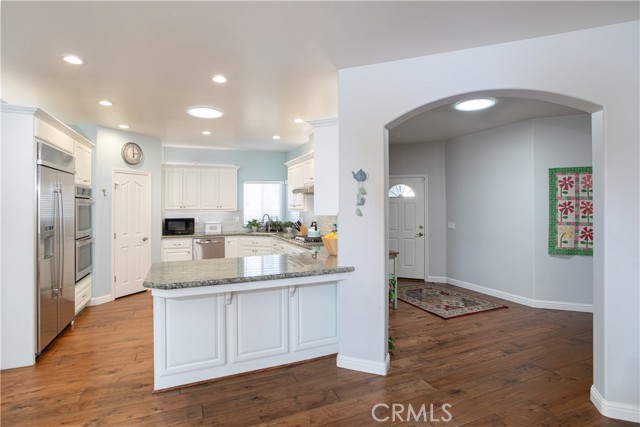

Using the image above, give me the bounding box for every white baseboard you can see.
[337,353,390,376]
[591,385,640,423]
[88,294,114,306]
[446,277,593,313]
[427,276,447,283]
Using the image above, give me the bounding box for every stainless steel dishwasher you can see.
[192,237,225,259]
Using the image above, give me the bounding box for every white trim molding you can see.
[427,276,447,284]
[337,353,390,376]
[88,294,114,306]
[446,277,593,313]
[591,385,640,423]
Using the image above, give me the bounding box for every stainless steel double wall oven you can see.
[75,185,92,282]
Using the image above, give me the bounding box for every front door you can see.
[388,176,426,280]
[113,170,151,298]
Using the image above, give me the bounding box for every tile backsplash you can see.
[163,210,245,234]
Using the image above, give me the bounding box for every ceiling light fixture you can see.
[293,118,304,124]
[62,54,84,65]
[118,124,130,129]
[187,106,224,119]
[99,100,114,107]
[202,130,211,135]
[212,75,227,84]
[454,98,496,111]
[272,135,281,140]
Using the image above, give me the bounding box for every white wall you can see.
[388,141,447,279]
[446,120,536,298]
[533,115,593,304]
[337,21,639,421]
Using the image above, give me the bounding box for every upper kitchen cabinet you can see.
[285,152,314,211]
[201,168,238,210]
[163,165,238,211]
[308,118,338,215]
[74,142,92,186]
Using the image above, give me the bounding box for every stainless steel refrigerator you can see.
[37,142,75,354]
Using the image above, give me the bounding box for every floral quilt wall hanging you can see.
[549,167,593,256]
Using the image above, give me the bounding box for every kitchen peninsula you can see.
[144,248,353,391]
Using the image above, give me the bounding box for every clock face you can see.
[122,142,143,165]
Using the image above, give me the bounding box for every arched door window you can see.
[388,184,415,198]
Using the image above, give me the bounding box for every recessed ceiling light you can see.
[293,118,304,124]
[202,130,212,135]
[212,75,227,84]
[118,124,130,129]
[99,100,114,107]
[62,54,84,65]
[272,135,281,140]
[187,106,224,119]
[454,98,496,111]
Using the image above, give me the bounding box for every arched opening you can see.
[384,89,603,400]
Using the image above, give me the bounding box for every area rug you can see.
[398,283,507,319]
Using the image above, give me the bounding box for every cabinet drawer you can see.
[75,275,92,315]
[239,236,270,247]
[162,238,192,249]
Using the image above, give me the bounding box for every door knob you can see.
[415,232,424,238]
[142,237,149,242]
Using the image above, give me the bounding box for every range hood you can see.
[292,184,314,194]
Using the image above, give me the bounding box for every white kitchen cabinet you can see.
[285,152,314,211]
[302,159,314,186]
[239,236,272,256]
[162,238,193,262]
[271,238,307,255]
[164,168,201,210]
[307,118,338,215]
[74,142,92,186]
[225,237,239,258]
[164,166,238,211]
[201,168,238,210]
[75,274,92,315]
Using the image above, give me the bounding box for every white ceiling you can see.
[1,1,637,151]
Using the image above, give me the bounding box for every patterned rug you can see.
[398,283,507,319]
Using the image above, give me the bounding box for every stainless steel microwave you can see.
[163,218,195,236]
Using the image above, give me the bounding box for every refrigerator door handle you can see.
[56,182,64,293]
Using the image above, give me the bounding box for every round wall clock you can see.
[121,142,143,165]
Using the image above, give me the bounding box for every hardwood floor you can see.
[1,282,635,426]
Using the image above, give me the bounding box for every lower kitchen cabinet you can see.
[75,274,92,315]
[225,237,238,258]
[238,236,271,256]
[162,238,193,262]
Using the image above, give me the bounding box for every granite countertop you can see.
[162,232,324,248]
[144,247,354,290]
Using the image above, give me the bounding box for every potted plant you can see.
[246,219,261,232]
[283,221,295,233]
[271,220,283,232]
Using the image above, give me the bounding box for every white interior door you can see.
[388,176,426,280]
[114,170,151,298]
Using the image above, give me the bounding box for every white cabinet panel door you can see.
[163,168,184,209]
[229,288,288,363]
[291,283,338,351]
[164,295,226,372]
[217,169,238,210]
[182,169,201,209]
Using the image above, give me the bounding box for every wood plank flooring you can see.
[1,281,635,426]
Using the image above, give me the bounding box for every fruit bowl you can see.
[322,236,338,256]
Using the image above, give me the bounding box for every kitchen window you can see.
[243,181,284,223]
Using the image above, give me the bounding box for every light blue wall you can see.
[286,139,314,160]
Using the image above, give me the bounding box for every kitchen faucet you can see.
[261,214,272,232]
